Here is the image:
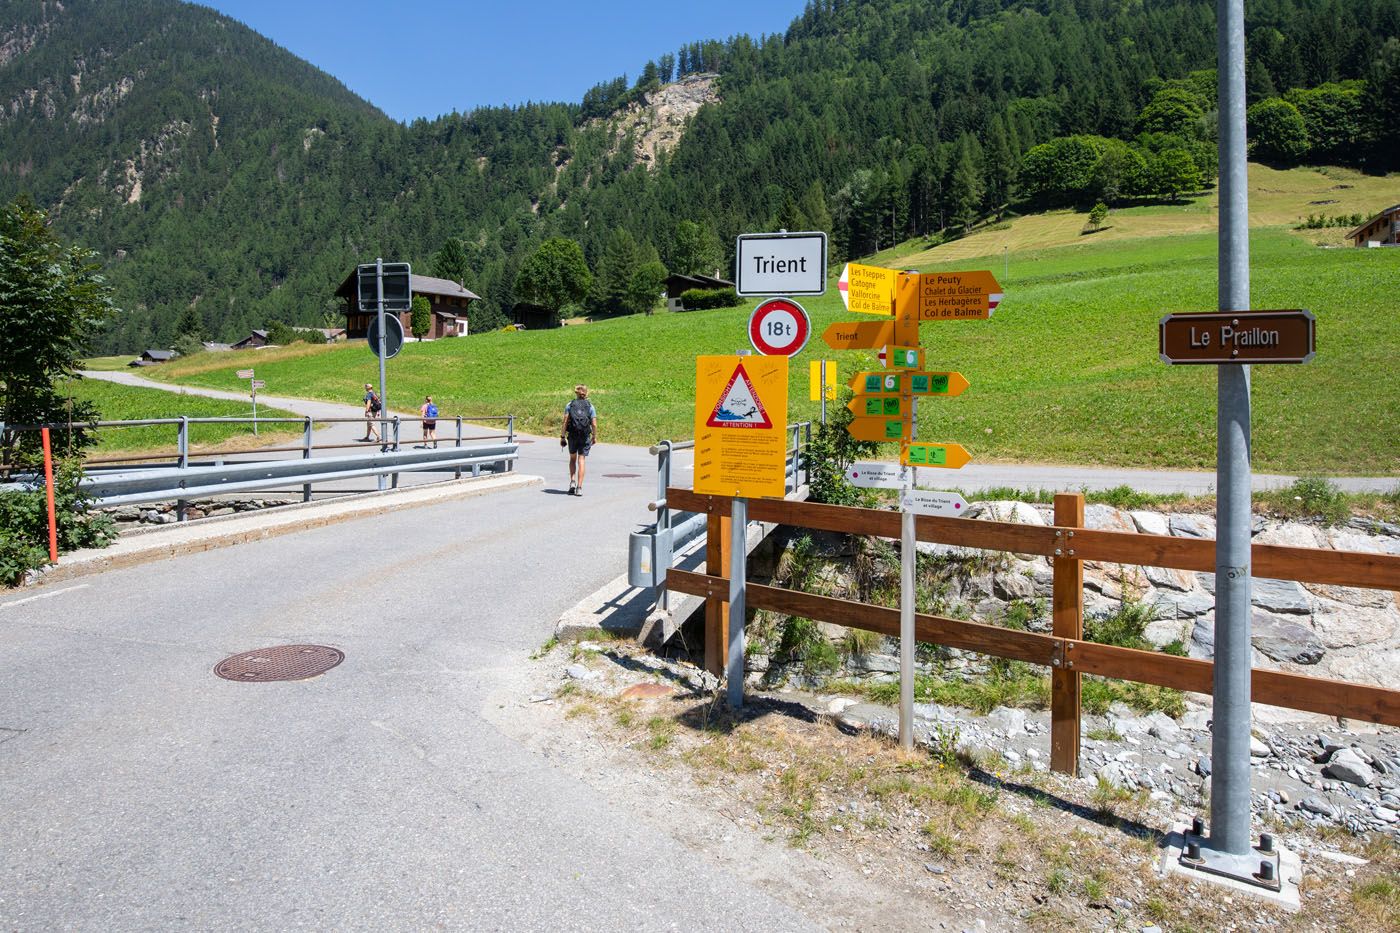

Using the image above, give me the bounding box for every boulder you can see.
[1251,578,1312,615]
[1254,522,1325,549]
[1084,504,1136,534]
[1310,598,1399,649]
[1143,617,1190,649]
[1324,748,1375,787]
[993,571,1036,601]
[1170,514,1215,539]
[970,500,1046,526]
[1326,528,1400,557]
[1251,612,1325,665]
[1189,617,1215,659]
[1129,510,1170,536]
[1155,590,1216,619]
[854,653,900,674]
[1145,564,1196,592]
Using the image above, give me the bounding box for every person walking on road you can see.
[419,395,439,448]
[361,383,382,442]
[560,384,597,496]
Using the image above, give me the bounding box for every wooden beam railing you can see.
[665,486,1400,774]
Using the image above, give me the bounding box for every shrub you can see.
[0,463,116,586]
[678,287,740,310]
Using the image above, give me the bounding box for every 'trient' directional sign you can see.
[896,270,1002,321]
[838,262,900,315]
[735,231,828,296]
[236,368,254,379]
[822,320,894,350]
[902,442,972,469]
[901,489,969,517]
[1159,309,1315,364]
[848,416,911,442]
[845,461,904,489]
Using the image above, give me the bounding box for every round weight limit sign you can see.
[748,297,812,357]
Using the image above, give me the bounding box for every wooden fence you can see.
[664,487,1400,775]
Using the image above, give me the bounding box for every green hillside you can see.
[149,224,1399,475]
[3,0,1397,353]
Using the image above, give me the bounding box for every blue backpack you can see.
[425,402,438,418]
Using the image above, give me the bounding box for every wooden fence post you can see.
[704,511,731,677]
[1051,493,1085,775]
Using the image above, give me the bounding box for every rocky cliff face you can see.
[602,73,719,167]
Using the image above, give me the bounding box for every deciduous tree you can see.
[514,238,592,319]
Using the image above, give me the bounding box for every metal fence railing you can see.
[1,414,517,519]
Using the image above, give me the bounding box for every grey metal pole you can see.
[1209,0,1254,858]
[899,482,915,750]
[657,440,672,614]
[376,257,388,490]
[251,388,258,436]
[819,360,827,424]
[302,416,313,503]
[454,416,463,480]
[727,497,748,710]
[390,417,401,489]
[176,416,189,522]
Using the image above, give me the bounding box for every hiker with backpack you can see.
[361,383,382,442]
[560,384,597,496]
[419,395,439,448]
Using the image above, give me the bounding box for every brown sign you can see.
[1159,310,1315,364]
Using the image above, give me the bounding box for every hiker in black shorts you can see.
[361,383,381,442]
[560,384,597,496]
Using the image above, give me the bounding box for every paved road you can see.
[82,370,1396,494]
[0,478,819,930]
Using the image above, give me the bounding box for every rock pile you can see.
[102,497,295,526]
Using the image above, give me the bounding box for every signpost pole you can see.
[376,257,389,489]
[899,468,915,750]
[727,496,748,710]
[1209,0,1253,860]
[251,385,258,436]
[819,360,827,425]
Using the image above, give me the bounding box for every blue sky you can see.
[203,0,806,122]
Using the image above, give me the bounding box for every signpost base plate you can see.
[1157,823,1300,912]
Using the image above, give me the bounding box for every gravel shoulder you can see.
[506,640,1400,932]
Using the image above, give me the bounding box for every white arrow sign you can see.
[845,461,904,489]
[901,489,969,517]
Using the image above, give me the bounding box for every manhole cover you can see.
[214,645,344,682]
[602,473,641,479]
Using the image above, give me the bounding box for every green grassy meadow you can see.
[62,378,301,456]
[147,225,1398,475]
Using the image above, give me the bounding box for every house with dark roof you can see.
[664,273,736,311]
[1346,205,1400,247]
[128,348,178,367]
[335,271,481,339]
[230,330,270,350]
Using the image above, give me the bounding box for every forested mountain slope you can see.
[1,0,1397,353]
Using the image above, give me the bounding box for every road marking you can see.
[0,584,90,609]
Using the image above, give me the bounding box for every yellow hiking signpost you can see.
[825,262,997,476]
[694,355,789,499]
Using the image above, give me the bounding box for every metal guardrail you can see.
[2,414,517,517]
[628,422,811,611]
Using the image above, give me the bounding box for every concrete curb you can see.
[28,473,543,587]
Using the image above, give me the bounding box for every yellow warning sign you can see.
[695,355,789,498]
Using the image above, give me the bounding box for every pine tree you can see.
[432,238,471,286]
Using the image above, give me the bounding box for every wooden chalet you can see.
[336,271,480,339]
[511,302,561,330]
[1346,205,1400,247]
[129,348,178,367]
[230,330,270,350]
[664,273,735,311]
